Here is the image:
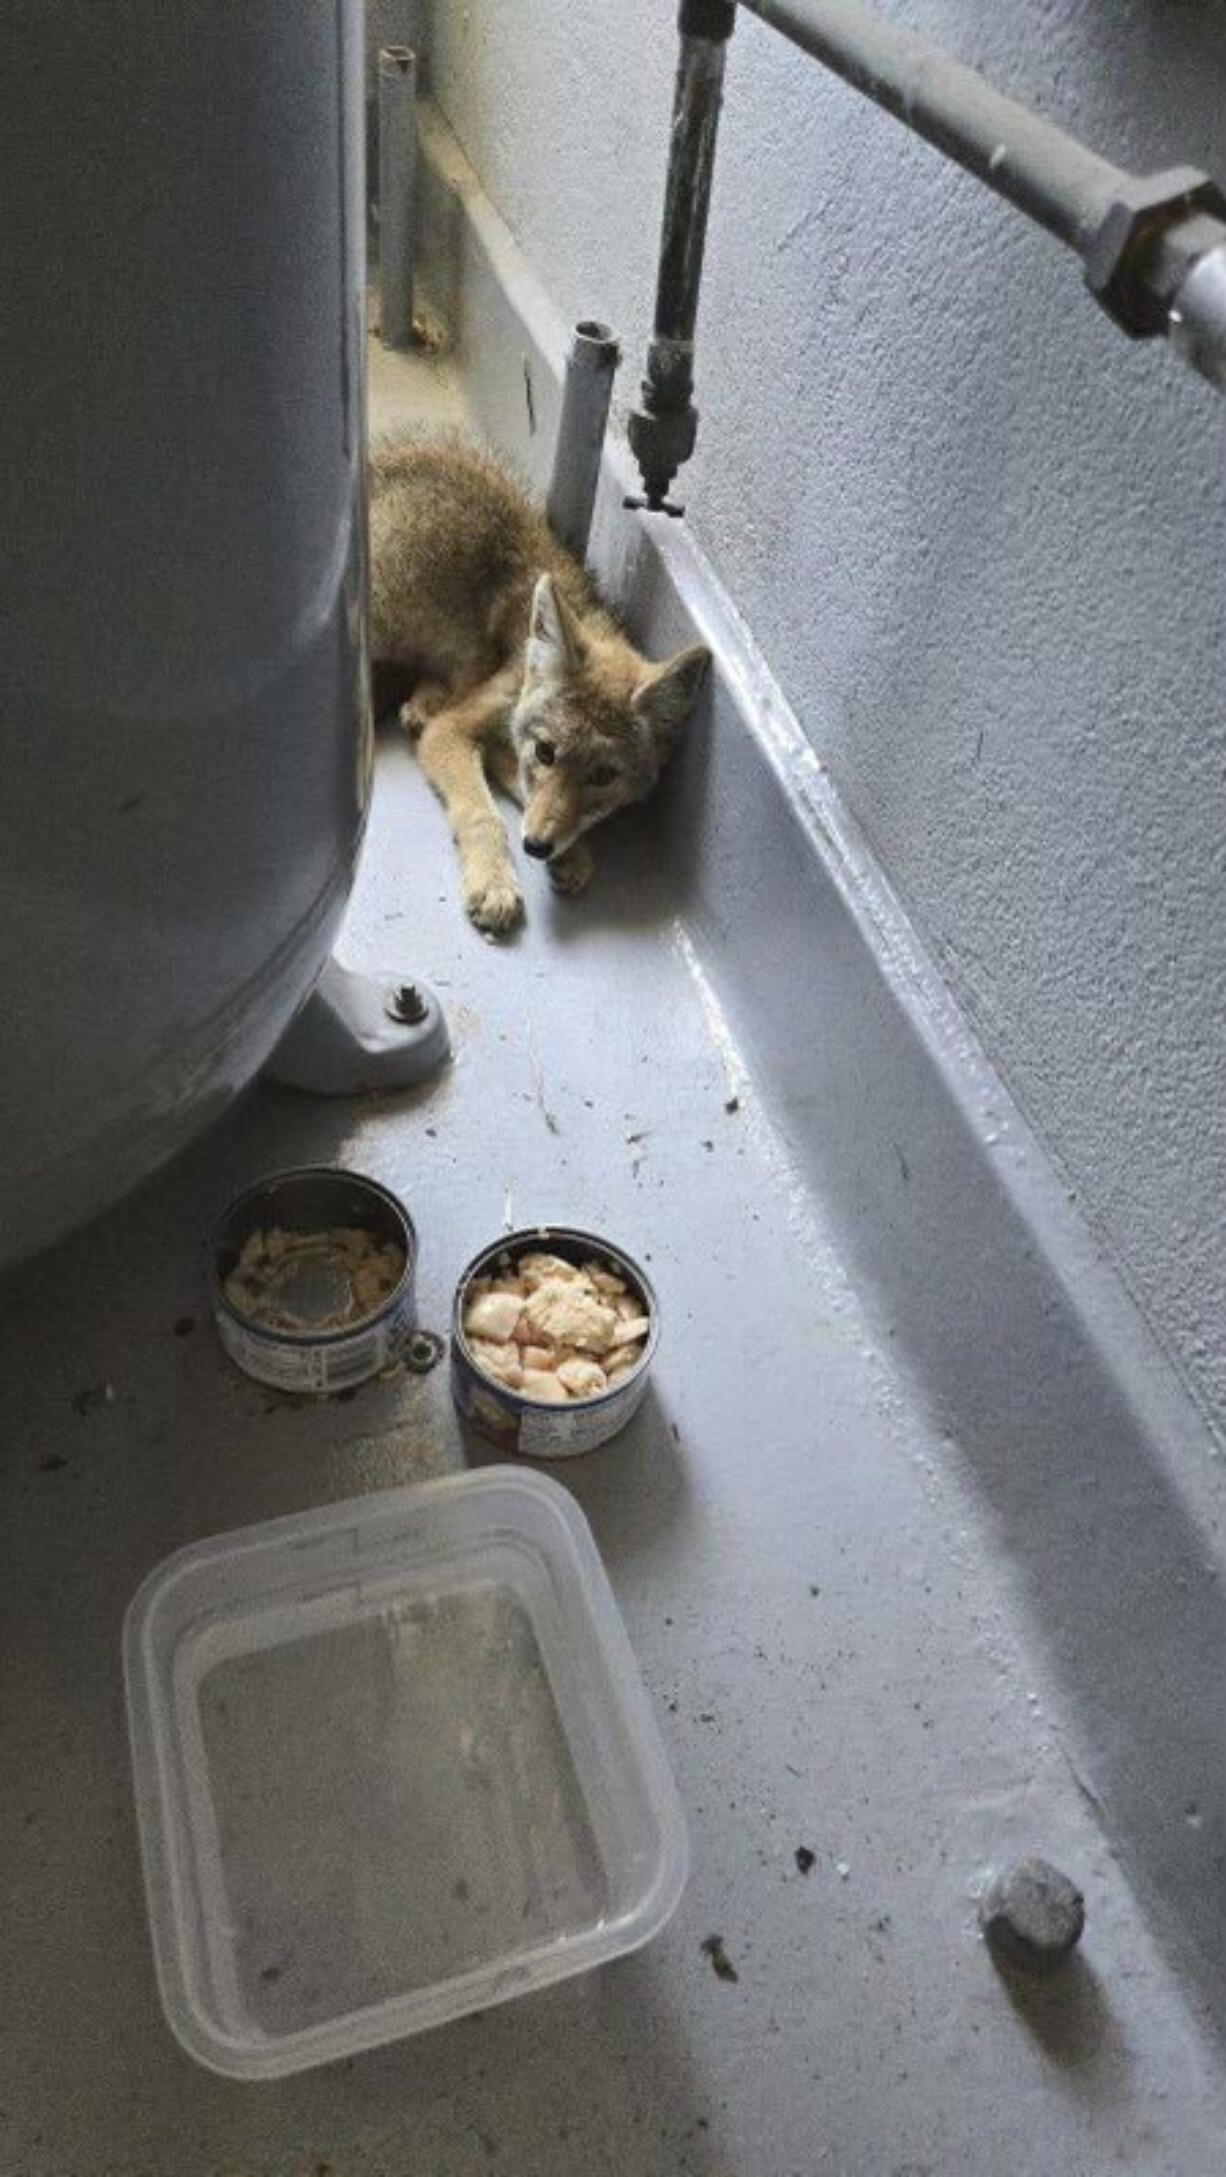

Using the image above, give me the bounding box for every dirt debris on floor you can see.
[71,1381,114,1416]
[701,1935,739,1985]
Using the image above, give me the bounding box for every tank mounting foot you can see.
[265,957,450,1096]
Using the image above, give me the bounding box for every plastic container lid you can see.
[123,1467,688,2078]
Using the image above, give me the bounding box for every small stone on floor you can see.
[980,1856,1085,1975]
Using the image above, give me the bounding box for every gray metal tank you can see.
[0,1,369,1266]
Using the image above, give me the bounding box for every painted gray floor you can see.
[3,346,1225,2177]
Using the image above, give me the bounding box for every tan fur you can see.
[370,433,710,934]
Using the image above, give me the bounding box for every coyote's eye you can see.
[588,765,618,789]
[534,739,556,766]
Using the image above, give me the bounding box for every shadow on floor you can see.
[992,1952,1131,2102]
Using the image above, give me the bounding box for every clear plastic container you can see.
[123,1467,688,2078]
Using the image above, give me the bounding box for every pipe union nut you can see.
[1083,166,1226,335]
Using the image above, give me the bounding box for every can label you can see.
[518,1373,650,1457]
[217,1287,414,1395]
[451,1341,650,1459]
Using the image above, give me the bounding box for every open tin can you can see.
[211,1167,416,1395]
[452,1226,659,1459]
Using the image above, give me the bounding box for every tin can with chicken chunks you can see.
[211,1167,416,1395]
[451,1226,658,1457]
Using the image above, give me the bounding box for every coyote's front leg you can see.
[415,670,523,936]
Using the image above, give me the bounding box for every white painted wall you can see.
[429,0,1226,1437]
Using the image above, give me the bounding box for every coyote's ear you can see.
[527,573,581,681]
[632,643,711,742]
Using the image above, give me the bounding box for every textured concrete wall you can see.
[429,0,1226,1438]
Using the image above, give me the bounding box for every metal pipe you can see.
[378,44,417,350]
[627,0,737,514]
[1169,244,1226,394]
[740,0,1122,251]
[740,1,1226,349]
[627,0,1226,509]
[547,320,621,562]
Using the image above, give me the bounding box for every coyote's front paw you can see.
[547,840,594,896]
[398,682,450,740]
[465,868,524,937]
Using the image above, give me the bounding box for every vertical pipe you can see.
[546,320,621,562]
[378,44,417,350]
[628,0,736,512]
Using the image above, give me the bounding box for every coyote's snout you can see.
[370,434,709,935]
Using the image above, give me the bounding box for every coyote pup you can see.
[370,435,710,935]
